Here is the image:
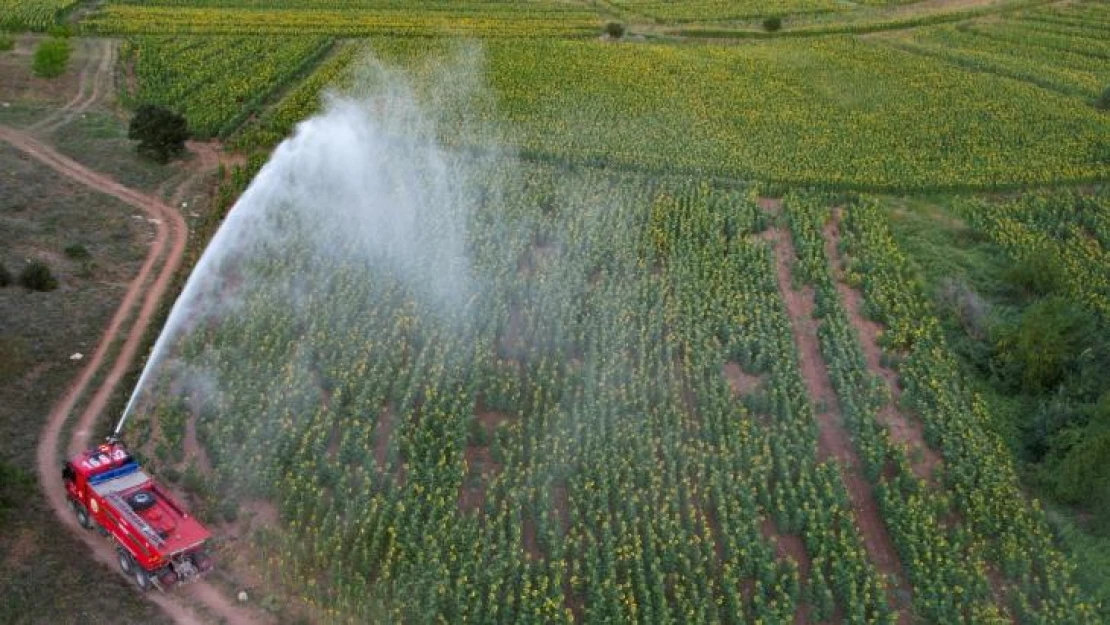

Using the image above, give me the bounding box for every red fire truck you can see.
[63,440,213,590]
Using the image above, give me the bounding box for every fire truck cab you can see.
[63,440,213,590]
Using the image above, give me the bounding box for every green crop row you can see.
[839,197,1101,623]
[83,4,602,37]
[120,35,333,138]
[0,0,76,30]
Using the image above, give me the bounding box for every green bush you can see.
[32,37,70,78]
[18,260,58,291]
[0,32,14,52]
[605,22,625,39]
[1096,86,1110,112]
[46,24,71,38]
[994,296,1096,393]
[64,243,90,260]
[763,16,782,32]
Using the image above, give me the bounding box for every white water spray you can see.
[116,49,493,436]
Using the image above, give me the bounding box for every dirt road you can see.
[2,124,265,625]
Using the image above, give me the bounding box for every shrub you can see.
[32,37,70,78]
[64,243,89,259]
[18,260,58,291]
[1097,86,1110,112]
[46,24,72,38]
[0,32,14,52]
[605,22,625,39]
[128,104,190,164]
[0,262,10,287]
[994,296,1096,393]
[763,16,782,32]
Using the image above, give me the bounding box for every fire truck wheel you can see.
[72,500,92,530]
[134,566,152,591]
[117,547,134,574]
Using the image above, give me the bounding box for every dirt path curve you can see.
[2,126,267,625]
[758,201,911,624]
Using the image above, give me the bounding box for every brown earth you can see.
[824,212,942,483]
[759,214,912,624]
[722,361,764,397]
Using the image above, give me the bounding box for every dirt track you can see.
[2,123,264,623]
[759,206,912,624]
[30,39,117,133]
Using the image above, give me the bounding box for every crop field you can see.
[604,0,844,23]
[120,35,334,138]
[82,3,603,37]
[884,25,1110,101]
[126,154,1103,622]
[0,0,78,30]
[4,0,1109,622]
[224,36,1110,189]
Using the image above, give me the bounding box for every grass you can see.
[46,111,179,193]
[0,143,161,625]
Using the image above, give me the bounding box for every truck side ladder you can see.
[104,491,166,548]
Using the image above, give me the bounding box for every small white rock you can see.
[237,591,249,603]
[182,201,189,208]
[147,218,162,224]
[70,353,83,361]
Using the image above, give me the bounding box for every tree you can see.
[128,104,190,164]
[763,16,782,32]
[605,22,625,39]
[32,37,70,78]
[19,260,57,291]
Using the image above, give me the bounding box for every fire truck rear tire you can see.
[117,547,134,575]
[134,566,152,591]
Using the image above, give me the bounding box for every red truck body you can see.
[63,441,213,590]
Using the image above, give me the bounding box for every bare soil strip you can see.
[760,213,912,624]
[3,125,267,625]
[824,211,942,482]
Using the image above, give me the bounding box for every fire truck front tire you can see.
[134,566,152,591]
[117,547,134,575]
[71,500,93,530]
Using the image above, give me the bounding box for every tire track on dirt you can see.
[46,39,117,133]
[759,200,912,624]
[28,39,97,131]
[2,126,266,625]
